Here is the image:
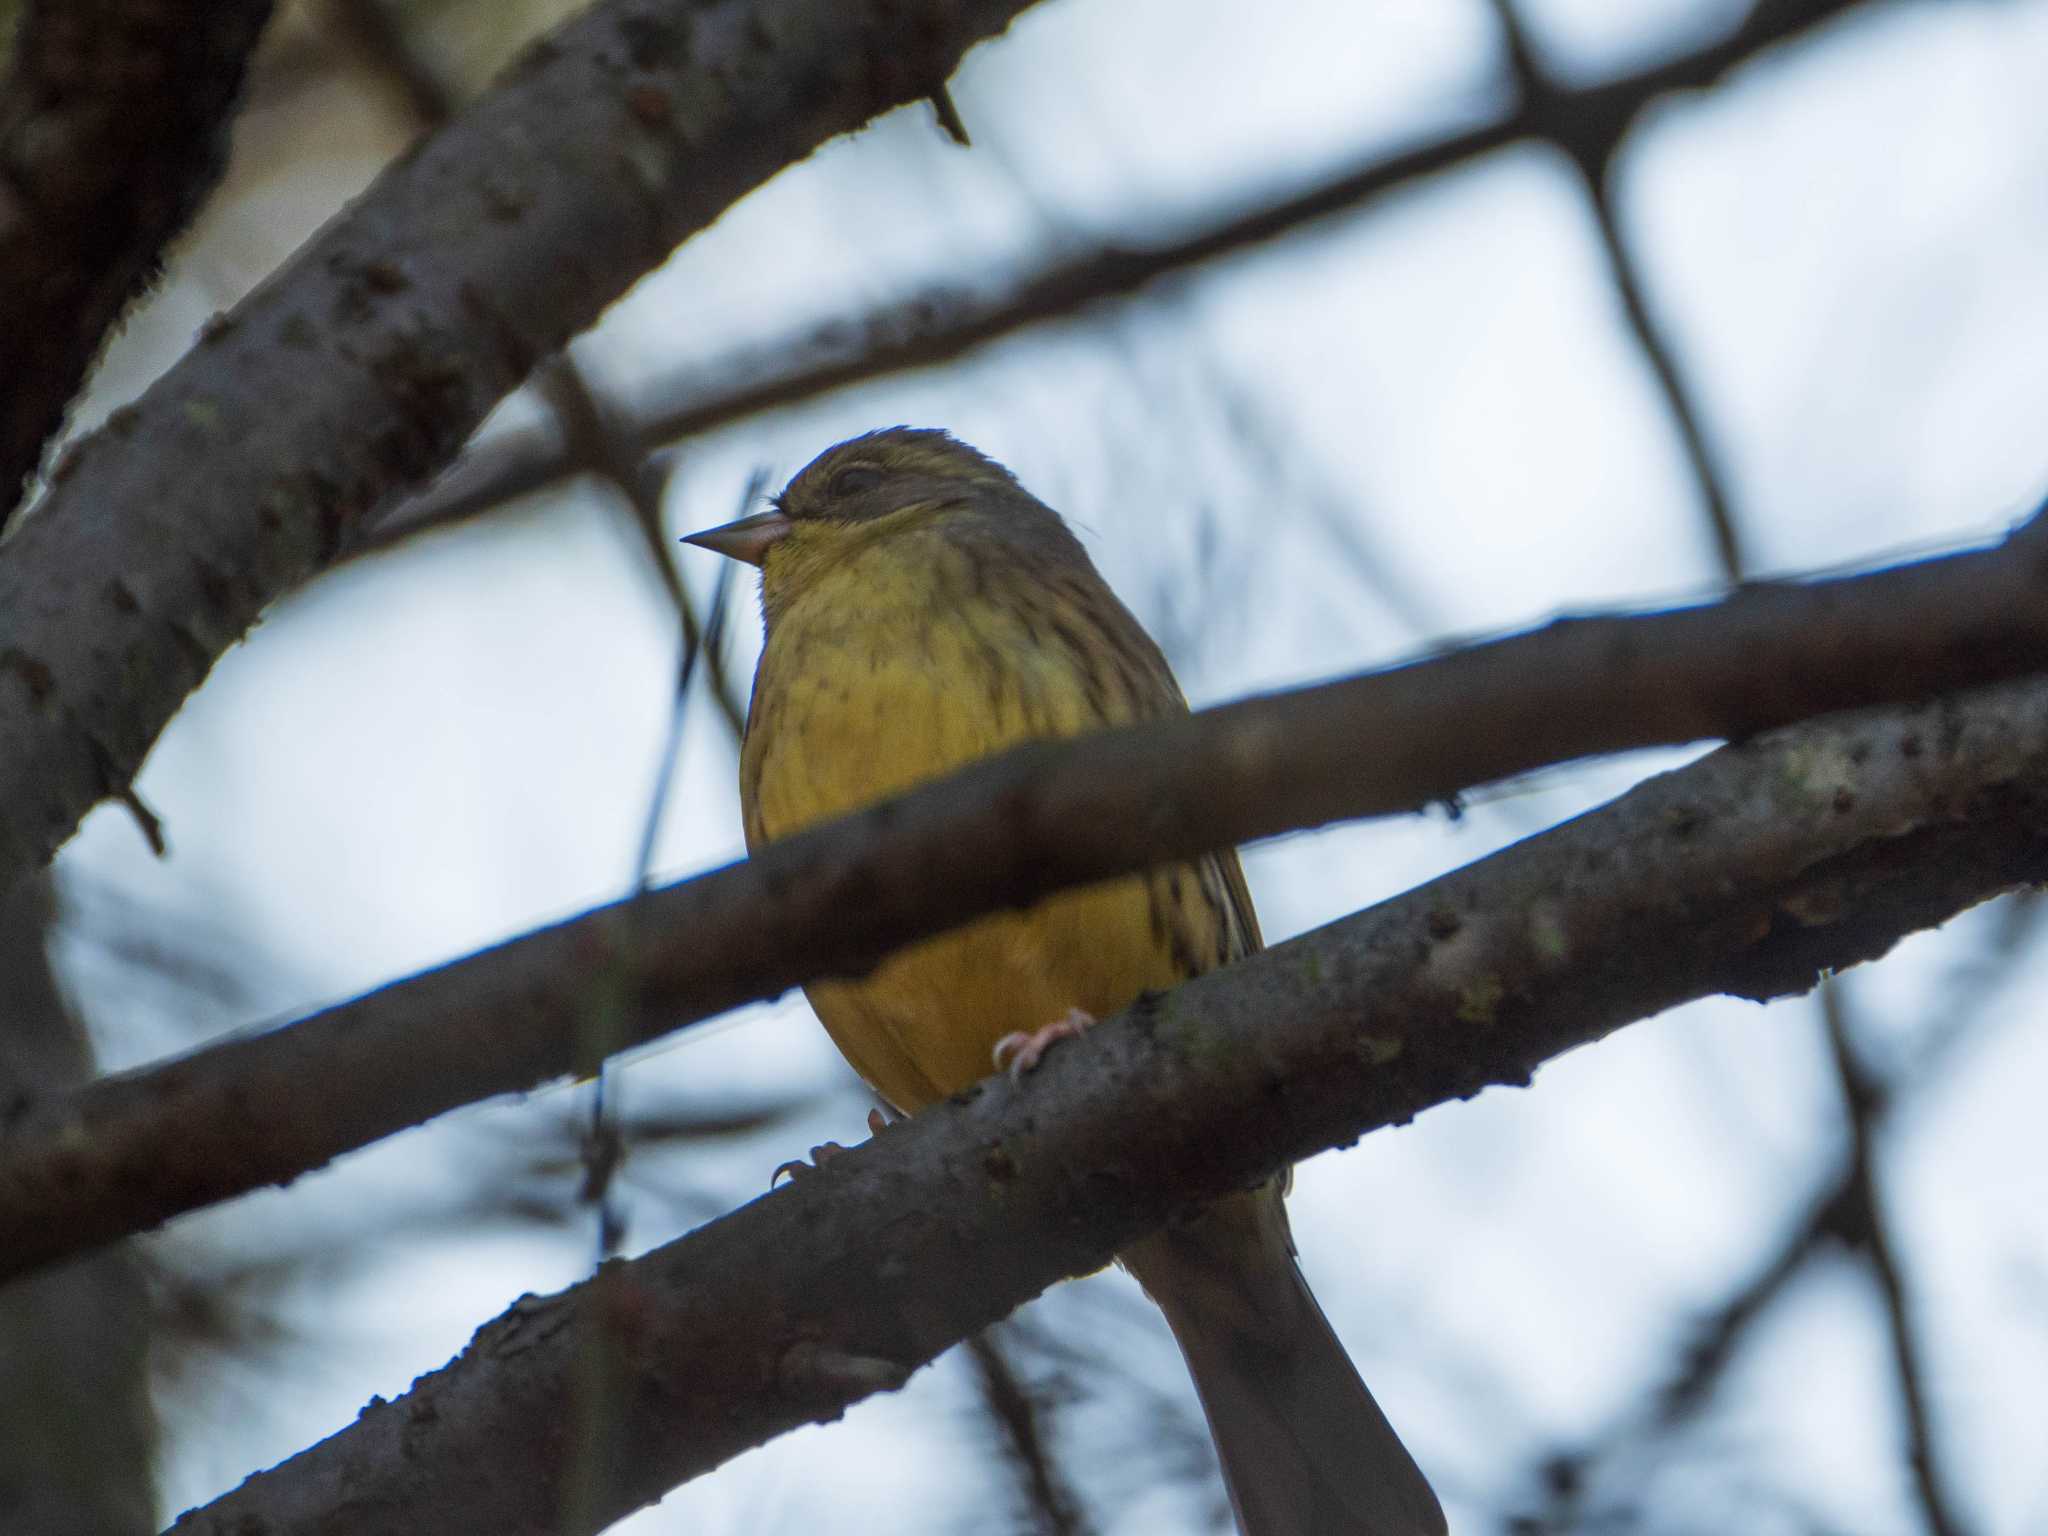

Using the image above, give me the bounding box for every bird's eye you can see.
[826,464,884,499]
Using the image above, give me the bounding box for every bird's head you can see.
[682,428,1070,620]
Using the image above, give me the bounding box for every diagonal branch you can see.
[0,0,276,525]
[0,0,1046,891]
[361,0,1880,558]
[161,672,2048,1536]
[7,506,2048,1280]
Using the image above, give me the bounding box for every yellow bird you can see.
[686,428,1443,1536]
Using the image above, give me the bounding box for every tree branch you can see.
[160,672,2048,1535]
[0,0,275,523]
[0,0,1044,890]
[534,358,749,739]
[1487,0,1747,579]
[1519,905,2032,1526]
[328,0,751,739]
[1819,983,1969,1536]
[7,510,2048,1279]
[964,1326,1094,1536]
[360,0,1879,557]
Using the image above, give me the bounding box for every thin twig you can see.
[1487,0,1746,580]
[633,539,741,889]
[964,1326,1094,1536]
[582,484,737,1255]
[331,0,748,742]
[1820,982,1969,1536]
[534,361,748,739]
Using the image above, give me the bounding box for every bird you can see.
[684,427,1445,1536]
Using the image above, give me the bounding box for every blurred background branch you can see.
[359,0,1877,563]
[963,1325,1095,1536]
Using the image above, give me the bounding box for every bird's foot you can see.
[993,1007,1097,1080]
[771,1143,848,1187]
[771,1107,895,1188]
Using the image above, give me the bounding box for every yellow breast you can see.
[740,531,1199,1113]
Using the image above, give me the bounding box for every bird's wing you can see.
[1053,561,1266,967]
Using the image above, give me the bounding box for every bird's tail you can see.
[1121,1188,1445,1536]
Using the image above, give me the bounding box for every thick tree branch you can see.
[0,0,1044,889]
[7,511,2048,1279]
[162,674,2048,1535]
[361,0,1878,556]
[0,0,275,523]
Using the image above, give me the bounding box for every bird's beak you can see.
[680,509,794,567]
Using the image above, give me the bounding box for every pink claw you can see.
[993,1008,1098,1080]
[772,1107,896,1189]
[771,1141,850,1188]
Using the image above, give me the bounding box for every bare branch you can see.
[330,0,749,738]
[1487,0,1747,579]
[535,359,749,739]
[8,510,2048,1278]
[1521,910,2032,1525]
[964,1327,1094,1536]
[362,0,1880,557]
[1819,983,1969,1536]
[0,0,274,522]
[159,672,2048,1535]
[0,0,1046,890]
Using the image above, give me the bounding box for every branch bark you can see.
[0,0,1044,889]
[160,673,2048,1535]
[7,509,2048,1281]
[0,0,275,522]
